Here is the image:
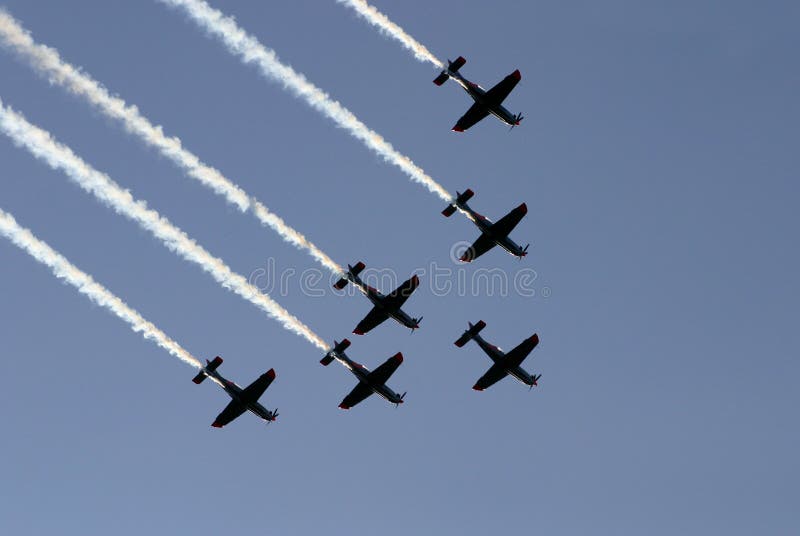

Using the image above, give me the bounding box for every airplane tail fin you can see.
[454,320,486,347]
[192,356,223,384]
[442,189,475,217]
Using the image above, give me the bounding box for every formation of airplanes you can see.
[194,55,541,428]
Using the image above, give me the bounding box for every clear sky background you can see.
[0,1,798,534]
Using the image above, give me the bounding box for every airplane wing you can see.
[453,102,490,132]
[473,363,509,391]
[460,232,497,262]
[488,203,527,239]
[484,70,521,105]
[240,369,276,403]
[367,352,403,386]
[382,275,420,311]
[504,334,539,369]
[340,381,374,409]
[211,399,247,428]
[353,306,390,335]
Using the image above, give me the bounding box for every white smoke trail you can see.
[336,0,443,68]
[0,207,201,369]
[0,99,328,351]
[0,10,342,275]
[157,0,453,202]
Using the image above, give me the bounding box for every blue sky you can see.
[0,1,798,534]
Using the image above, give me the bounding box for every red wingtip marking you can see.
[393,352,403,363]
[518,203,528,214]
[411,274,419,286]
[353,328,365,335]
[338,403,350,410]
[512,69,521,80]
[266,368,276,379]
[473,385,484,391]
[459,253,472,263]
[452,125,464,132]
[211,422,222,428]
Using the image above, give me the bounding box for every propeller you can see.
[271,409,279,422]
[395,392,407,408]
[411,316,423,333]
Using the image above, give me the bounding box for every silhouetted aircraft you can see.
[334,261,422,334]
[442,189,529,262]
[192,357,278,427]
[433,56,523,131]
[454,321,542,391]
[320,339,406,409]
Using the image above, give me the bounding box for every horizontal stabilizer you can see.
[450,56,466,71]
[192,356,223,384]
[350,262,366,277]
[433,72,449,86]
[454,320,486,347]
[442,189,475,217]
[321,339,351,366]
[334,262,366,289]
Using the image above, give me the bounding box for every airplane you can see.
[433,56,523,132]
[320,339,406,409]
[454,321,542,391]
[333,261,423,335]
[442,188,529,262]
[192,356,278,428]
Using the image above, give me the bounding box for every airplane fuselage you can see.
[458,202,527,258]
[472,333,537,387]
[332,351,404,405]
[447,70,519,127]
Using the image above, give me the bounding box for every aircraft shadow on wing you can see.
[454,321,542,391]
[320,339,406,409]
[442,189,529,262]
[192,357,278,428]
[334,261,423,335]
[433,56,523,132]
